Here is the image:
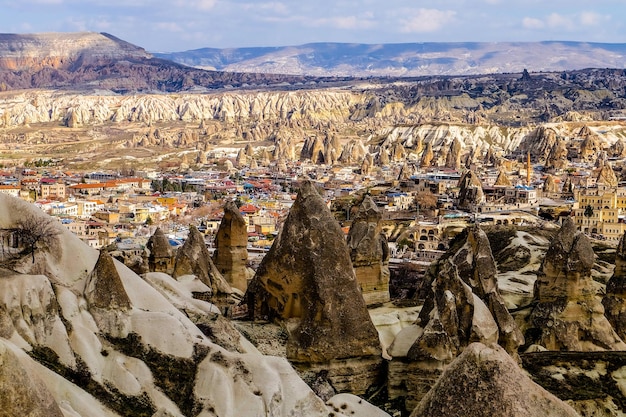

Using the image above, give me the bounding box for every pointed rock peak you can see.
[543,174,558,192]
[578,125,594,137]
[459,170,482,187]
[354,194,381,222]
[147,227,173,258]
[85,249,131,311]
[247,179,381,362]
[224,200,245,223]
[596,163,618,187]
[174,225,232,295]
[494,169,512,186]
[411,343,580,417]
[542,217,594,275]
[411,224,523,356]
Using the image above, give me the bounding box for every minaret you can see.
[526,151,531,186]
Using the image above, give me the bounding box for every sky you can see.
[0,0,625,53]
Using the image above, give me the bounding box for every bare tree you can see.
[14,213,61,263]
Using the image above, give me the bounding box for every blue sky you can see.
[0,0,625,52]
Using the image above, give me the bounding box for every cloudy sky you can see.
[0,0,624,52]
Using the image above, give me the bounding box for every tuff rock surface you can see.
[346,195,391,306]
[388,225,523,411]
[603,232,626,340]
[0,193,377,417]
[173,224,235,307]
[212,201,250,292]
[457,170,484,210]
[411,343,580,417]
[246,181,381,363]
[527,217,626,350]
[146,227,174,274]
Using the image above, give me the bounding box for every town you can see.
[0,141,619,274]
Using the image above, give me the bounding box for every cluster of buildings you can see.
[0,147,623,263]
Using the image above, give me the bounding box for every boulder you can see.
[246,181,381,363]
[346,195,390,306]
[411,343,580,417]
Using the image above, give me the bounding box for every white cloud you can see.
[156,22,183,32]
[305,14,377,30]
[546,13,575,30]
[176,0,216,11]
[579,11,610,26]
[399,8,456,33]
[522,17,544,30]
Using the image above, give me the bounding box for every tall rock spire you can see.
[213,201,250,292]
[246,181,381,363]
[346,195,390,306]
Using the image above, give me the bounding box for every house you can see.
[0,185,21,198]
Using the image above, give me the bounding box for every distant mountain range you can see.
[154,41,626,77]
[1,32,626,93]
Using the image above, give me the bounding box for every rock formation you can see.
[173,224,234,306]
[494,169,512,186]
[596,162,618,188]
[388,225,523,410]
[246,181,381,363]
[411,343,580,417]
[420,142,434,167]
[411,224,523,357]
[527,217,626,350]
[213,201,250,292]
[146,227,174,274]
[346,195,390,306]
[0,340,64,417]
[457,170,484,210]
[84,249,132,338]
[0,193,380,417]
[543,174,559,193]
[603,232,626,340]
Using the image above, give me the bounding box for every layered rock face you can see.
[603,232,626,340]
[173,225,234,307]
[411,343,580,417]
[346,195,390,306]
[247,181,381,363]
[527,218,625,350]
[389,225,523,410]
[213,201,250,291]
[0,32,151,71]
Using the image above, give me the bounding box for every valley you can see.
[2,32,626,417]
